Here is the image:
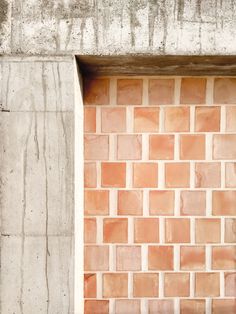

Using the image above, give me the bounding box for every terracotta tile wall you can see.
[83,77,236,314]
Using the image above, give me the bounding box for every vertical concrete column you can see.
[0,57,74,314]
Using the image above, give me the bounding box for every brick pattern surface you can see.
[83,77,236,314]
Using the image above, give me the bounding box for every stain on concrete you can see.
[129,0,149,46]
[5,0,236,55]
[177,0,185,26]
[0,0,8,32]
[148,0,159,47]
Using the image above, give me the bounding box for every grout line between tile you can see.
[110,78,117,106]
[97,217,103,244]
[128,272,133,298]
[206,190,212,216]
[97,272,103,299]
[175,78,181,105]
[158,161,165,189]
[220,105,226,133]
[128,217,134,244]
[159,217,164,244]
[206,77,214,105]
[174,245,180,271]
[206,245,212,272]
[143,190,149,216]
[127,106,134,133]
[221,162,225,188]
[143,78,149,106]
[109,299,115,314]
[159,272,164,298]
[141,299,148,314]
[109,134,116,160]
[142,133,149,160]
[141,244,148,271]
[96,107,102,133]
[205,298,211,314]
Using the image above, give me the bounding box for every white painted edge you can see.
[74,57,84,314]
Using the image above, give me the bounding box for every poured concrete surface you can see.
[0,0,236,55]
[0,58,74,314]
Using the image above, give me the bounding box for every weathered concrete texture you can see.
[1,59,74,111]
[0,112,74,235]
[1,236,74,314]
[1,0,236,55]
[0,59,74,314]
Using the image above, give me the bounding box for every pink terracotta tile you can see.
[84,78,110,105]
[164,273,190,297]
[101,162,126,187]
[149,79,175,105]
[103,218,128,243]
[212,191,236,216]
[101,107,126,133]
[84,162,97,188]
[148,246,174,270]
[165,163,190,188]
[84,107,96,132]
[225,163,236,187]
[84,245,109,271]
[103,273,128,298]
[213,135,236,160]
[84,190,109,216]
[134,218,159,243]
[165,218,190,243]
[195,219,221,243]
[180,246,205,270]
[195,162,221,188]
[195,106,220,132]
[226,106,236,131]
[116,246,141,271]
[117,79,143,105]
[195,273,220,297]
[212,246,236,270]
[84,274,96,298]
[84,218,97,243]
[180,78,206,104]
[180,299,205,314]
[164,107,190,132]
[149,190,174,215]
[133,163,158,188]
[149,300,174,314]
[117,135,142,160]
[134,107,159,132]
[84,300,109,314]
[149,135,174,160]
[180,191,206,216]
[118,190,143,215]
[133,273,159,297]
[225,272,236,297]
[115,300,140,314]
[180,134,205,160]
[84,135,109,160]
[225,218,236,243]
[212,299,236,314]
[214,78,236,104]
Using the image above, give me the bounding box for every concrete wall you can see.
[0,0,236,55]
[0,57,75,314]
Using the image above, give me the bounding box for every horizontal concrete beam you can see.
[77,55,236,76]
[1,0,236,55]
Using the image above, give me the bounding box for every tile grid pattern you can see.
[84,77,236,314]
